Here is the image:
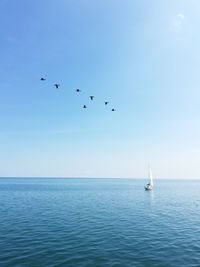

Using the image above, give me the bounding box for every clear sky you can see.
[0,0,200,178]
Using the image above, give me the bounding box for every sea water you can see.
[0,178,200,267]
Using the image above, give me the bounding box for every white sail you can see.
[148,166,153,187]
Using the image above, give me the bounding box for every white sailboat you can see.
[145,166,153,190]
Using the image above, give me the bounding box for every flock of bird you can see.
[40,77,116,111]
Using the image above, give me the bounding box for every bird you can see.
[40,77,46,81]
[76,89,81,92]
[90,96,94,100]
[105,101,109,105]
[83,105,87,108]
[54,84,60,89]
[111,108,116,111]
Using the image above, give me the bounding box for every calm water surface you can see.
[0,178,200,267]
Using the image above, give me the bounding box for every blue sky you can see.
[0,0,200,178]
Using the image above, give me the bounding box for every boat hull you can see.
[145,185,153,191]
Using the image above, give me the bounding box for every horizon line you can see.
[0,176,200,180]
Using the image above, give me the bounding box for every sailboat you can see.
[145,166,153,190]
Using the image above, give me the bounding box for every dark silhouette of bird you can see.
[54,84,60,89]
[76,89,81,92]
[90,96,94,100]
[40,77,46,81]
[105,101,109,105]
[111,108,116,111]
[83,105,87,109]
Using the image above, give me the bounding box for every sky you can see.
[0,0,200,179]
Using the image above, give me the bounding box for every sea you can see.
[0,178,200,267]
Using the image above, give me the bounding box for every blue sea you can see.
[0,178,200,267]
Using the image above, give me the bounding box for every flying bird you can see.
[54,84,60,89]
[90,96,95,100]
[83,105,87,109]
[105,101,109,105]
[40,77,46,81]
[76,89,81,92]
[111,108,116,111]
